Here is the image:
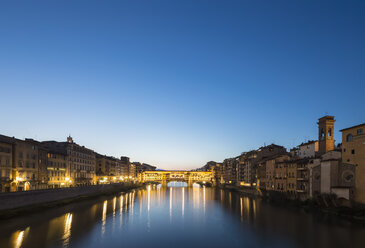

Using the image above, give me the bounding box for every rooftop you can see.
[340,123,365,132]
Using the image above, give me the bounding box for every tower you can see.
[67,135,73,143]
[317,116,335,155]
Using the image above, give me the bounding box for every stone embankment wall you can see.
[0,183,138,213]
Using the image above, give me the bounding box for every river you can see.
[0,183,364,248]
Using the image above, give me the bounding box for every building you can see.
[42,136,96,186]
[25,139,49,189]
[96,154,118,183]
[239,144,287,187]
[298,140,318,158]
[312,150,355,200]
[47,149,68,188]
[13,138,41,191]
[1,135,51,191]
[0,135,14,192]
[119,156,130,179]
[286,160,297,195]
[239,151,256,186]
[257,159,267,191]
[262,154,290,191]
[341,123,365,204]
[275,158,289,193]
[222,158,239,185]
[203,162,223,185]
[119,156,136,180]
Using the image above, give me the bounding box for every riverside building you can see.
[341,123,365,204]
[0,135,13,192]
[42,136,96,186]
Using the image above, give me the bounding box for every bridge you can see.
[141,171,213,187]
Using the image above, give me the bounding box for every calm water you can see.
[0,184,365,248]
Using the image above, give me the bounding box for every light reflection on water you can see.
[0,186,365,248]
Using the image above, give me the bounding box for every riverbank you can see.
[0,183,144,220]
[220,184,365,223]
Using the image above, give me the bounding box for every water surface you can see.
[0,184,364,248]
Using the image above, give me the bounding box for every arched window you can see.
[321,128,325,140]
[346,134,353,142]
[328,128,332,137]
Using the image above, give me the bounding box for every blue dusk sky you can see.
[0,0,364,170]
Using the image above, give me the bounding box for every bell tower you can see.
[317,116,335,155]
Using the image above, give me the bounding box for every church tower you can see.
[318,116,335,155]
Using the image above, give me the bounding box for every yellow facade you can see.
[286,161,297,195]
[13,140,39,191]
[47,152,68,188]
[341,124,365,204]
[0,141,13,192]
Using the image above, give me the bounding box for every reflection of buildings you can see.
[62,213,73,246]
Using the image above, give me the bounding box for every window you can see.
[352,149,355,154]
[358,129,363,135]
[328,128,332,137]
[346,134,353,142]
[321,128,325,140]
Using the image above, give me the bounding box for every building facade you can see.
[0,136,13,192]
[42,136,96,186]
[286,160,297,195]
[298,141,318,158]
[47,150,68,188]
[341,123,365,204]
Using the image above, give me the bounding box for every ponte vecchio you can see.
[141,171,213,186]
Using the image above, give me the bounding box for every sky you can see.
[0,0,364,170]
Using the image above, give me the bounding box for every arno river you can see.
[1,183,365,248]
